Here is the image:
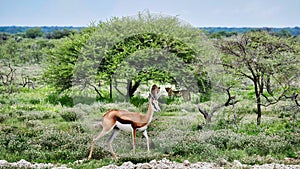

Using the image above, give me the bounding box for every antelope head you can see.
[149,93,161,112]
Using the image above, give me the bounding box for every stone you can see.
[233,160,243,168]
[183,160,190,166]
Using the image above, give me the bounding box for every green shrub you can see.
[17,111,55,121]
[0,97,7,104]
[225,149,248,162]
[236,122,263,135]
[244,134,294,157]
[173,140,218,161]
[45,93,74,107]
[60,108,83,122]
[29,99,41,105]
[45,93,59,105]
[130,96,148,107]
[58,95,74,107]
[206,129,295,158]
[0,114,9,123]
[207,130,240,149]
[0,125,99,163]
[164,104,180,112]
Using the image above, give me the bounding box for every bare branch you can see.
[87,82,103,98]
[197,104,208,119]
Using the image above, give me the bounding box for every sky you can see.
[0,0,299,27]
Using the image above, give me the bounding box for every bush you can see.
[0,126,98,163]
[45,93,74,107]
[173,139,218,161]
[58,95,74,107]
[60,108,83,122]
[206,129,295,158]
[0,114,9,123]
[45,93,59,105]
[130,96,148,107]
[29,99,40,105]
[17,111,55,121]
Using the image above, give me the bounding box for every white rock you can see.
[149,159,157,165]
[219,158,228,166]
[52,164,72,169]
[17,159,31,168]
[0,160,8,167]
[233,160,243,168]
[74,159,84,165]
[183,160,190,166]
[119,161,134,169]
[98,164,118,169]
[136,163,152,169]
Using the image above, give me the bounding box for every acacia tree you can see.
[44,26,96,91]
[217,31,300,125]
[74,12,213,100]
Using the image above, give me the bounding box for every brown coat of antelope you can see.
[165,87,191,101]
[88,85,161,160]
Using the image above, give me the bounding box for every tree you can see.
[217,31,300,125]
[25,28,43,39]
[74,12,213,100]
[0,37,56,64]
[197,86,239,128]
[45,29,77,39]
[43,26,96,91]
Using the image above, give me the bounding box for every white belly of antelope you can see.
[115,121,133,132]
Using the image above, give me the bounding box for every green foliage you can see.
[29,99,40,105]
[0,84,300,166]
[170,129,298,163]
[45,93,74,107]
[43,27,96,91]
[58,95,74,107]
[60,108,82,122]
[0,37,56,64]
[209,31,237,39]
[173,139,218,161]
[1,15,300,168]
[130,96,148,107]
[45,93,60,105]
[217,31,300,125]
[74,12,211,100]
[16,111,55,121]
[0,114,9,123]
[25,27,43,39]
[45,29,77,39]
[0,126,97,163]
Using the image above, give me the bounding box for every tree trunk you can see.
[109,77,112,100]
[126,80,140,99]
[254,80,262,125]
[256,100,262,125]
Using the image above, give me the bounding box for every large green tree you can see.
[43,26,96,91]
[74,12,213,100]
[25,27,43,39]
[217,31,300,125]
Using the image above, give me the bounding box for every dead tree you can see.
[0,64,17,94]
[197,87,239,128]
[21,75,35,89]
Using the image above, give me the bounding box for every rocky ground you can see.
[0,158,300,169]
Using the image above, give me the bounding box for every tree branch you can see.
[197,104,209,119]
[88,82,103,98]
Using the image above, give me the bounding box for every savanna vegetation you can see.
[0,12,300,168]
